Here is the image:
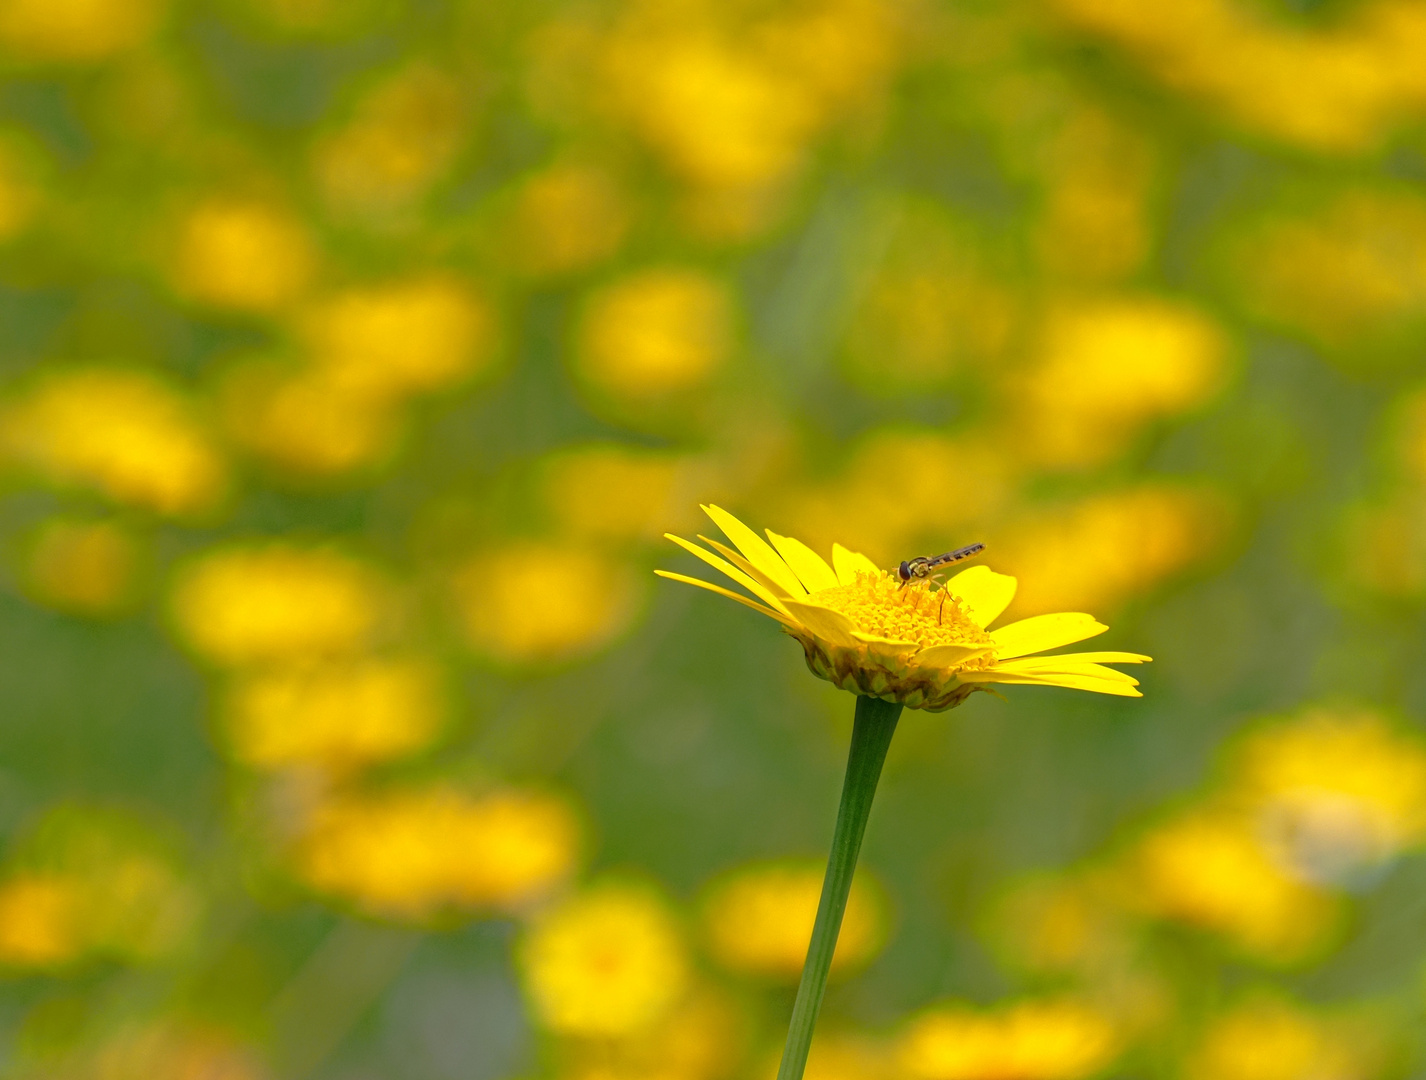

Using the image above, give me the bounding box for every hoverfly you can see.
[896,542,985,588]
[896,542,986,625]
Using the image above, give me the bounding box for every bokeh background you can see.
[1,0,1426,1076]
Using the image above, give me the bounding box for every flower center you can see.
[810,572,993,650]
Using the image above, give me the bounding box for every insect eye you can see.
[898,561,911,581]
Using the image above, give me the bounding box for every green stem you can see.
[776,694,902,1080]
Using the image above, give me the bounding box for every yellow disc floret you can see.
[812,573,994,653]
[790,573,998,709]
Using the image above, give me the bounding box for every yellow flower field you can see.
[0,0,1422,1075]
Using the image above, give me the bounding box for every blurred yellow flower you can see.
[603,31,815,193]
[85,851,202,961]
[170,544,386,667]
[1127,810,1338,962]
[0,875,79,967]
[989,873,1129,977]
[520,880,688,1037]
[755,0,902,114]
[218,360,403,478]
[1228,707,1426,883]
[760,1034,894,1080]
[898,999,1120,1080]
[1047,0,1426,153]
[541,443,710,543]
[509,161,630,278]
[298,787,579,917]
[303,276,495,400]
[314,64,466,217]
[455,542,640,665]
[561,986,747,1080]
[1187,997,1372,1080]
[841,201,1016,394]
[995,486,1225,615]
[1233,190,1426,348]
[987,875,1171,1046]
[575,268,733,400]
[21,517,141,617]
[0,368,226,517]
[598,0,899,205]
[0,0,163,63]
[1034,108,1154,284]
[647,988,747,1080]
[171,198,317,314]
[701,860,886,979]
[783,430,1013,565]
[0,806,199,969]
[659,505,1150,710]
[225,657,443,770]
[0,133,42,241]
[1013,300,1229,468]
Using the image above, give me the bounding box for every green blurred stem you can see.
[776,694,902,1080]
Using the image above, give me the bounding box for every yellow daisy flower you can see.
[657,505,1149,710]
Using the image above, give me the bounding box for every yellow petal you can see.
[1007,651,1151,665]
[832,543,881,586]
[781,598,859,648]
[911,643,995,668]
[1027,674,1143,697]
[664,534,791,615]
[946,565,1017,628]
[702,505,806,598]
[700,535,796,601]
[990,613,1108,659]
[766,530,840,593]
[958,669,1142,697]
[852,632,921,661]
[996,658,1140,684]
[654,570,797,627]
